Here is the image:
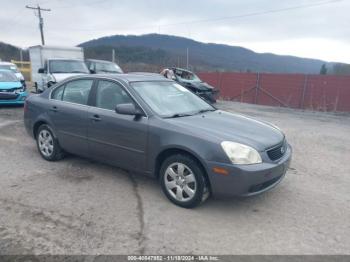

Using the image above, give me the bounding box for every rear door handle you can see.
[89,114,101,122]
[50,106,58,112]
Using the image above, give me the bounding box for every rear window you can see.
[51,85,65,100]
[62,79,93,105]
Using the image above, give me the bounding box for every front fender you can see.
[147,120,229,177]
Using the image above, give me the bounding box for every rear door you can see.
[87,79,148,171]
[49,78,94,156]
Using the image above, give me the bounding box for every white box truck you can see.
[29,45,89,92]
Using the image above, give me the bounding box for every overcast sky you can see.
[1,0,349,63]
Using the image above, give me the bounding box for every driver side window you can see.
[95,80,133,110]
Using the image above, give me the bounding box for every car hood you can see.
[52,73,87,82]
[0,82,22,89]
[166,110,284,151]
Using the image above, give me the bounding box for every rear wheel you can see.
[36,124,65,161]
[160,154,209,208]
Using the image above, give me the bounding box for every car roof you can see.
[80,73,170,83]
[48,58,84,61]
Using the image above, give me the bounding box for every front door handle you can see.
[89,114,101,121]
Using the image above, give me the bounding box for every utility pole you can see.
[26,5,51,45]
[112,49,115,63]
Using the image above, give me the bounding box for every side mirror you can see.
[38,68,45,74]
[89,69,96,74]
[115,103,143,116]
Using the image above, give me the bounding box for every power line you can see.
[157,0,345,27]
[47,0,344,32]
[26,5,51,45]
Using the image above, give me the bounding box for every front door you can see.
[87,80,148,171]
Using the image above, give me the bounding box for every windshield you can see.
[0,71,18,82]
[131,81,215,118]
[174,69,201,82]
[0,65,19,73]
[96,62,123,73]
[49,60,89,74]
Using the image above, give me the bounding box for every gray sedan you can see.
[24,74,292,208]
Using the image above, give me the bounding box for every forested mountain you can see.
[80,34,333,73]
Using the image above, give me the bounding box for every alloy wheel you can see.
[164,162,197,202]
[38,129,54,157]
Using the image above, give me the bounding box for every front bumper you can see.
[206,144,292,197]
[0,91,28,105]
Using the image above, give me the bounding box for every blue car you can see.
[0,69,28,105]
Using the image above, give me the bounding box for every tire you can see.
[159,154,209,208]
[36,124,65,161]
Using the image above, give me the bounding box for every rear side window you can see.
[62,79,93,105]
[51,85,64,100]
[95,80,133,110]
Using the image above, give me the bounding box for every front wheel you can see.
[159,154,209,208]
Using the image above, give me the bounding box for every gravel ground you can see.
[0,101,349,255]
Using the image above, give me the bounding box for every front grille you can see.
[0,88,16,93]
[0,93,19,100]
[267,140,286,161]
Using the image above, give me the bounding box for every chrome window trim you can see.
[47,99,91,108]
[52,78,94,107]
[48,76,149,118]
[49,77,94,100]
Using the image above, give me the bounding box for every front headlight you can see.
[221,141,262,165]
[15,87,24,93]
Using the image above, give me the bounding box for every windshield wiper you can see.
[71,71,87,73]
[165,113,194,118]
[100,69,117,73]
[196,109,216,114]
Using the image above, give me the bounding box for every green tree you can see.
[332,63,350,75]
[320,64,327,75]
